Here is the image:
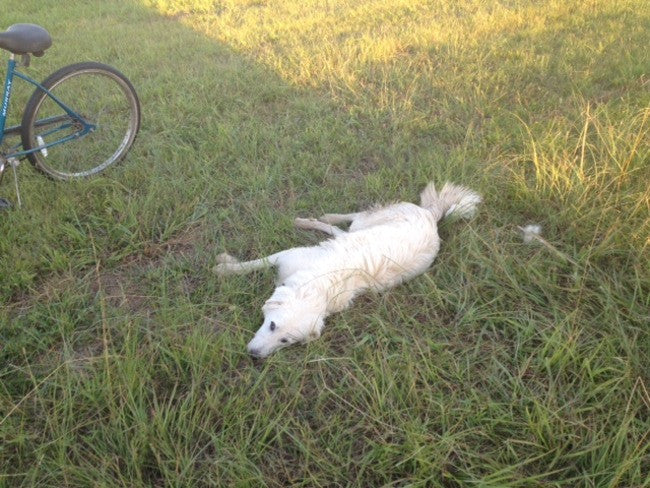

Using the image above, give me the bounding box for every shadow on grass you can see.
[1,1,648,486]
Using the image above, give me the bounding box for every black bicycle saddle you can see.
[0,24,52,56]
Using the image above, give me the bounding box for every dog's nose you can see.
[248,347,263,358]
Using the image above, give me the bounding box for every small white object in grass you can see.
[520,224,542,243]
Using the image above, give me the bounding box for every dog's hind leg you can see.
[319,213,360,225]
[294,217,346,236]
[213,250,288,276]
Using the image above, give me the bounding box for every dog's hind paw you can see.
[319,214,338,224]
[294,217,319,228]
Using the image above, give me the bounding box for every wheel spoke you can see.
[21,63,140,180]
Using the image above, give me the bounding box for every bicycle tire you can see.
[21,62,141,180]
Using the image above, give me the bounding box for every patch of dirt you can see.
[140,227,203,264]
[90,224,206,314]
[18,226,208,372]
[91,267,151,315]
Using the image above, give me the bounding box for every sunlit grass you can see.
[1,0,649,486]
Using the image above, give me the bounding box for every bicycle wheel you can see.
[21,62,141,180]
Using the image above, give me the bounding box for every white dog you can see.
[214,181,480,358]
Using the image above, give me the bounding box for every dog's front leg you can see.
[213,250,287,276]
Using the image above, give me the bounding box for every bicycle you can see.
[0,23,141,208]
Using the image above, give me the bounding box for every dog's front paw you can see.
[213,253,240,275]
[212,262,234,275]
[216,252,239,264]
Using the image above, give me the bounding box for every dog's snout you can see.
[247,346,263,358]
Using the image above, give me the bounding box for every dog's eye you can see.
[269,321,276,332]
[280,338,288,343]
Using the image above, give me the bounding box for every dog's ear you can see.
[263,300,282,310]
[263,286,296,311]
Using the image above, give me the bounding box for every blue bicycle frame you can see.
[0,54,95,159]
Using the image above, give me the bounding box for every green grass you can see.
[1,0,648,486]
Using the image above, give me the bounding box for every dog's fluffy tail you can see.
[419,181,481,221]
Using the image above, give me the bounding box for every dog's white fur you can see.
[214,181,480,358]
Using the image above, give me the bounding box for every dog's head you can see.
[247,285,324,358]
